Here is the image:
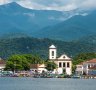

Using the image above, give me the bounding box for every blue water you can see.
[0,78,96,90]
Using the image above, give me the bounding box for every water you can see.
[0,78,96,90]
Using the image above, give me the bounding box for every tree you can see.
[5,54,45,72]
[45,61,57,71]
[22,54,44,64]
[5,55,30,71]
[72,65,76,74]
[63,68,66,74]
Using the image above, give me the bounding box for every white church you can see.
[49,45,72,75]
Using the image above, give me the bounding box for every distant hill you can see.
[0,2,73,37]
[0,35,96,59]
[0,2,95,41]
[33,10,96,41]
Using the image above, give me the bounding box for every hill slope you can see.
[0,35,96,59]
[0,2,73,37]
[0,2,95,41]
[33,10,96,41]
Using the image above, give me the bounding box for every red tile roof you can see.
[84,59,96,63]
[30,64,45,69]
[77,59,96,65]
[30,64,39,69]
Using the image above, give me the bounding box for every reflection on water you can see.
[0,78,96,90]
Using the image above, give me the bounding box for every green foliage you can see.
[23,54,44,64]
[72,65,76,74]
[1,36,96,73]
[0,35,96,59]
[45,61,57,71]
[5,55,28,71]
[5,54,45,71]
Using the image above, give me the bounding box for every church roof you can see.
[49,45,56,48]
[58,54,71,60]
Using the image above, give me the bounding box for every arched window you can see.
[63,62,65,67]
[67,62,70,68]
[52,51,54,56]
[59,62,62,67]
[63,56,65,58]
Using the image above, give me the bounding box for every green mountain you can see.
[1,2,95,41]
[0,35,96,59]
[0,2,71,36]
[33,10,96,41]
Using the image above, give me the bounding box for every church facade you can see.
[49,45,72,75]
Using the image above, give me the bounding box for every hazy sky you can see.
[0,0,96,11]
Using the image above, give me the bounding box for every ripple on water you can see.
[0,78,96,90]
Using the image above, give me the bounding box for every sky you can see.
[0,0,96,11]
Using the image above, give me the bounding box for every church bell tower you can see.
[49,45,57,60]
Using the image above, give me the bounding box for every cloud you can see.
[80,0,96,9]
[0,0,9,5]
[16,0,78,11]
[0,0,96,11]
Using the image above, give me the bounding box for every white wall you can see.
[49,49,57,60]
[55,60,72,75]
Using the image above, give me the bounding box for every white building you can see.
[30,64,47,74]
[75,63,83,75]
[76,59,96,75]
[49,45,72,75]
[0,59,6,71]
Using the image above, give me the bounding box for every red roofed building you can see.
[76,59,96,75]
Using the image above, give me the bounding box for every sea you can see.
[0,78,96,90]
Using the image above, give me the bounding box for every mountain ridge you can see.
[0,2,70,37]
[33,10,96,41]
[0,2,96,41]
